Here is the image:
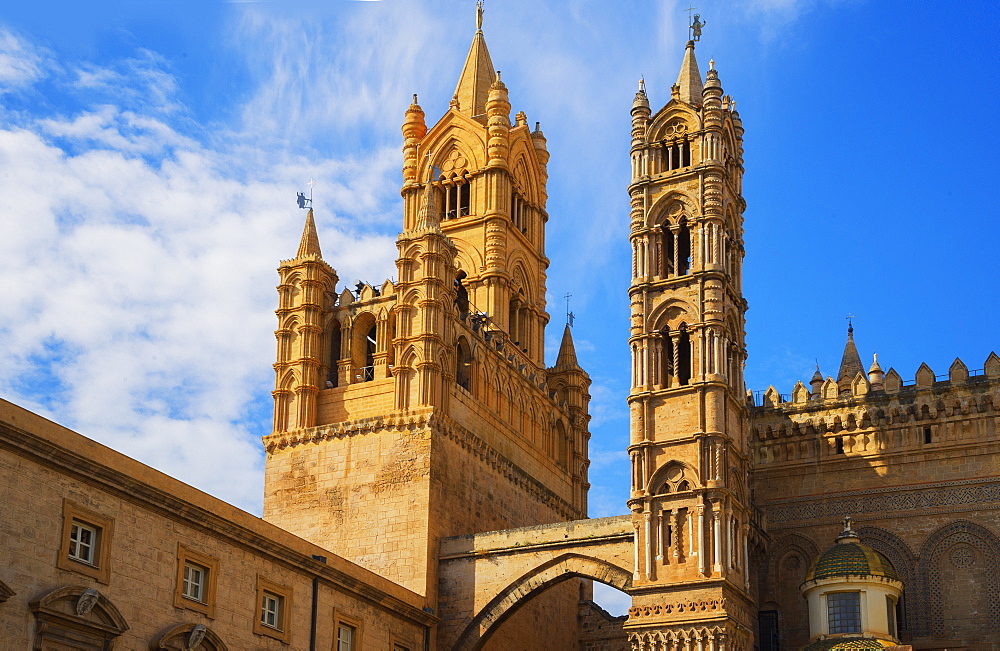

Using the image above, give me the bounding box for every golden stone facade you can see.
[2,10,1000,651]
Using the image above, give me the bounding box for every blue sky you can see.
[1,0,998,616]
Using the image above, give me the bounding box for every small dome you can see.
[805,539,897,582]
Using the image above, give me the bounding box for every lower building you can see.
[0,399,435,650]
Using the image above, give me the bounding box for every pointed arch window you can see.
[677,217,691,275]
[660,225,675,277]
[555,421,569,469]
[350,314,378,383]
[454,272,470,321]
[511,189,528,235]
[456,337,472,392]
[508,293,530,355]
[327,320,342,388]
[363,325,376,381]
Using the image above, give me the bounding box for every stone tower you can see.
[624,40,756,648]
[261,7,591,639]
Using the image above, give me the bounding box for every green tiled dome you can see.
[803,638,892,650]
[805,540,898,582]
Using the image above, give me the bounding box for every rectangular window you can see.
[828,592,862,634]
[254,576,292,643]
[337,623,355,651]
[924,426,933,444]
[182,562,207,602]
[887,595,896,637]
[57,500,114,583]
[68,521,98,565]
[261,592,282,630]
[173,544,219,617]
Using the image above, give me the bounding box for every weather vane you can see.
[686,5,705,41]
[565,292,575,327]
[296,179,316,210]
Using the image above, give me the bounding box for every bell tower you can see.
[624,39,755,648]
[401,3,552,367]
[262,8,590,635]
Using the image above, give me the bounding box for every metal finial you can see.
[846,313,854,335]
[564,292,575,327]
[476,0,484,31]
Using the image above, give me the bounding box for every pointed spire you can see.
[296,208,322,258]
[414,179,438,230]
[454,3,496,122]
[837,322,864,384]
[674,40,704,105]
[554,324,580,369]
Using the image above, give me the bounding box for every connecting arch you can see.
[451,553,632,651]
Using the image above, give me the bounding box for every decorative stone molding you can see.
[150,622,229,650]
[764,478,1000,523]
[30,585,129,650]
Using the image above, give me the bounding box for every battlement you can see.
[750,352,1000,469]
[751,352,1000,409]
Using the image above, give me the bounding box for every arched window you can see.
[456,337,472,391]
[555,421,569,468]
[351,314,377,383]
[661,330,675,387]
[508,293,529,353]
[677,217,691,275]
[677,324,691,385]
[511,189,527,234]
[327,320,341,388]
[363,325,376,381]
[660,325,691,387]
[454,271,470,320]
[660,225,675,276]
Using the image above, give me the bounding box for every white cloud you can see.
[0,32,405,513]
[0,28,50,88]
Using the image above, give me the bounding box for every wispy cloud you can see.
[0,28,51,88]
[0,28,405,512]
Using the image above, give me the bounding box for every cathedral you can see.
[1,7,999,651]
